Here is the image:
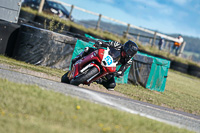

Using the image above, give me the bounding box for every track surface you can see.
[0,68,200,132]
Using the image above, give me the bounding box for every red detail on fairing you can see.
[105,66,116,73]
[97,49,104,60]
[73,64,80,77]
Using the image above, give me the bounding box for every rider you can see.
[71,40,138,91]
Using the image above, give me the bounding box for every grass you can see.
[0,78,193,133]
[0,55,64,78]
[20,7,38,15]
[115,70,200,115]
[1,55,200,116]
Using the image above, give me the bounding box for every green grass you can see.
[0,78,193,133]
[0,55,64,78]
[21,7,38,15]
[1,55,200,115]
[115,70,200,115]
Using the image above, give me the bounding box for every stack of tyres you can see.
[19,10,36,22]
[13,24,77,70]
[188,65,200,78]
[0,20,20,57]
[170,61,188,74]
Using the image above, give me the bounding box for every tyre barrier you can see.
[18,18,44,29]
[188,64,200,78]
[170,61,200,78]
[138,49,155,57]
[13,24,77,70]
[0,20,20,56]
[34,15,51,26]
[19,10,36,22]
[170,61,189,74]
[69,26,87,36]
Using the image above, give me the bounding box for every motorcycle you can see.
[61,43,121,86]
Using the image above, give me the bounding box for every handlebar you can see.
[94,40,109,48]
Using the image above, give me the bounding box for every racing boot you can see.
[101,75,116,91]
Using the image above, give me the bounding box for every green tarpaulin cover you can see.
[137,52,170,92]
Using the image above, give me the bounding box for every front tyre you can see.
[61,71,70,84]
[70,67,99,86]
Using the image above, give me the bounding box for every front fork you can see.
[80,62,100,83]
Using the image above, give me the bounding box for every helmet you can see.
[123,40,138,57]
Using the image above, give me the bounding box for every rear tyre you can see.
[61,72,70,84]
[70,67,99,86]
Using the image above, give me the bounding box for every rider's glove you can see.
[94,40,103,47]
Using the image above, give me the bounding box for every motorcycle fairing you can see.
[69,48,117,84]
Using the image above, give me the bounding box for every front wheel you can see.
[61,71,70,84]
[70,67,99,86]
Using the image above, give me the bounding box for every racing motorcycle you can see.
[61,43,121,86]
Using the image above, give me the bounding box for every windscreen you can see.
[108,48,121,63]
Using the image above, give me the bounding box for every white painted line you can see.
[78,89,187,129]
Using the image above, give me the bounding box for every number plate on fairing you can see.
[104,55,113,66]
[101,47,117,67]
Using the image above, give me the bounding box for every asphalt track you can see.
[0,68,200,132]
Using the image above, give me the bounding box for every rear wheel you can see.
[70,67,99,86]
[61,71,70,84]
